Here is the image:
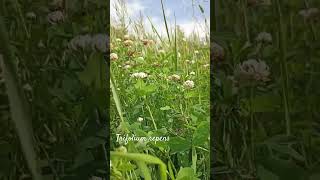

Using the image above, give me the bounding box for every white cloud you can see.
[110,0,210,39]
[179,18,209,39]
[127,0,145,17]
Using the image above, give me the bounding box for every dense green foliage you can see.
[212,0,320,179]
[0,0,108,179]
[110,1,210,179]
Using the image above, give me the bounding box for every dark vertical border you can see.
[106,0,110,179]
[210,1,215,179]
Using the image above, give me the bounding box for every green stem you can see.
[250,85,255,174]
[0,17,42,180]
[242,0,250,42]
[276,0,291,136]
[146,104,158,130]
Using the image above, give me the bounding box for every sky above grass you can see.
[111,0,210,38]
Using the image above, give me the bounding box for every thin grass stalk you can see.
[249,85,255,174]
[242,0,250,42]
[110,74,125,124]
[0,17,42,180]
[146,104,158,130]
[174,14,178,71]
[160,0,171,43]
[147,16,164,44]
[275,0,291,136]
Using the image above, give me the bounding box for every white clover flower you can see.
[255,32,272,43]
[191,60,196,64]
[124,34,130,40]
[110,53,118,61]
[189,71,196,75]
[159,49,165,54]
[37,40,45,48]
[299,8,319,20]
[211,42,225,61]
[124,40,133,46]
[137,117,144,122]
[68,34,92,50]
[235,59,270,82]
[123,64,131,69]
[91,34,108,52]
[47,11,64,24]
[137,57,144,61]
[141,39,154,46]
[148,39,154,45]
[68,34,108,52]
[131,72,148,79]
[183,80,195,89]
[26,12,36,19]
[167,74,181,81]
[203,64,210,68]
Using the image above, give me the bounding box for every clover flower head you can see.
[299,8,319,20]
[211,42,225,61]
[131,72,148,79]
[183,80,195,89]
[235,59,270,82]
[47,11,64,24]
[137,117,144,122]
[167,74,181,81]
[110,53,118,61]
[26,12,36,19]
[91,34,108,52]
[124,34,130,40]
[255,32,272,43]
[124,40,134,46]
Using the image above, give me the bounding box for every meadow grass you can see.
[110,1,210,179]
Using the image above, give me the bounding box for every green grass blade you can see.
[174,13,178,71]
[0,16,42,180]
[160,0,171,43]
[110,74,125,123]
[147,16,164,44]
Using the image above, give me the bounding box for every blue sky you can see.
[111,0,210,38]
